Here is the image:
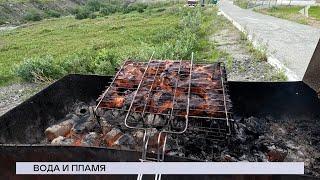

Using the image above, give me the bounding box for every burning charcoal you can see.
[81,132,100,146]
[144,114,166,127]
[166,151,185,157]
[164,135,180,151]
[71,107,98,134]
[133,130,144,140]
[100,120,113,134]
[75,105,89,116]
[51,136,64,144]
[98,109,121,125]
[104,128,124,147]
[72,118,97,134]
[234,123,247,143]
[244,117,265,135]
[221,151,238,162]
[114,134,135,147]
[267,148,287,162]
[171,119,186,130]
[112,109,121,118]
[51,136,75,145]
[148,132,165,147]
[132,130,145,149]
[45,114,80,141]
[126,112,143,126]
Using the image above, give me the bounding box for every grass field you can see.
[309,6,320,20]
[254,6,320,26]
[0,5,225,86]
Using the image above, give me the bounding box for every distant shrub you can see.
[122,3,148,14]
[121,4,132,14]
[130,3,148,13]
[270,6,279,12]
[86,0,104,12]
[100,5,118,16]
[151,28,178,44]
[154,7,203,59]
[59,53,95,74]
[93,49,118,75]
[24,10,42,21]
[0,19,5,25]
[15,55,63,83]
[74,1,103,20]
[156,8,166,12]
[74,7,91,20]
[89,12,99,19]
[45,10,61,18]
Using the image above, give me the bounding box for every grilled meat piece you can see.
[150,91,173,113]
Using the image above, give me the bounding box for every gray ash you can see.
[43,101,320,177]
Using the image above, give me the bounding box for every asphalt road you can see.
[219,0,320,80]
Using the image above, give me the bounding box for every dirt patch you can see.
[0,83,44,116]
[211,25,286,81]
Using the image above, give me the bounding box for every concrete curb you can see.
[218,4,299,81]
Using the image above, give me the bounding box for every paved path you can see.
[219,0,320,80]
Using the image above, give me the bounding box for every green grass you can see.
[239,32,267,62]
[0,5,221,85]
[233,0,249,9]
[0,0,53,2]
[309,6,320,20]
[255,6,303,18]
[254,6,316,26]
[269,6,302,14]
[271,69,288,81]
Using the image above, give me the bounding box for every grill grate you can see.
[95,57,233,142]
[95,54,234,180]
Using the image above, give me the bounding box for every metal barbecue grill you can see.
[95,53,234,166]
[2,40,320,179]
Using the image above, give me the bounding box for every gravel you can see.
[211,27,286,81]
[0,83,43,116]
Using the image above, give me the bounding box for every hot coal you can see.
[43,101,320,176]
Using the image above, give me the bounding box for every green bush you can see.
[74,7,91,20]
[59,53,95,74]
[154,7,204,59]
[0,20,5,25]
[121,3,148,14]
[15,55,63,82]
[74,1,104,20]
[45,10,61,18]
[86,0,104,12]
[89,12,98,19]
[100,5,118,16]
[130,3,148,13]
[93,49,119,75]
[24,10,42,21]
